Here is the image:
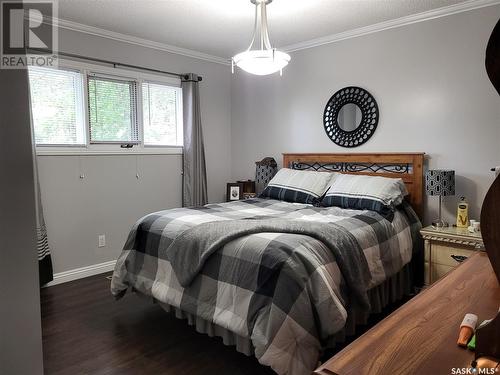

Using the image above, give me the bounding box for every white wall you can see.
[230,5,500,225]
[38,155,182,273]
[40,28,231,274]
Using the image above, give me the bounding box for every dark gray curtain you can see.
[34,167,53,286]
[181,73,208,207]
[28,85,53,286]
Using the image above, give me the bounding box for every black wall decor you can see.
[323,86,379,148]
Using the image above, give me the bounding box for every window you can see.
[88,75,138,144]
[28,61,183,151]
[28,66,85,146]
[142,82,182,146]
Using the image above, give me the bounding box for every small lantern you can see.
[255,157,278,195]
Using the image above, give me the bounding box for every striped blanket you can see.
[111,198,421,375]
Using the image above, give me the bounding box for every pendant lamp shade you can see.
[232,0,290,76]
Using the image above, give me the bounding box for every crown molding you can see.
[47,0,499,64]
[54,17,231,66]
[283,0,500,53]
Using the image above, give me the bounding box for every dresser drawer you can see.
[421,226,483,286]
[425,261,455,284]
[430,244,475,267]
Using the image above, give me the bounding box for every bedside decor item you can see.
[237,180,256,195]
[323,86,379,148]
[255,157,277,194]
[231,0,290,76]
[226,183,244,201]
[468,220,481,233]
[425,169,455,227]
[456,197,469,228]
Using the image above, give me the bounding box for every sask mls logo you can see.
[1,0,58,68]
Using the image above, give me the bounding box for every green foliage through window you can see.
[143,82,181,146]
[28,65,183,148]
[88,76,138,143]
[28,67,85,145]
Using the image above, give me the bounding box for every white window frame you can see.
[142,80,183,148]
[33,58,183,156]
[28,65,86,147]
[87,72,139,145]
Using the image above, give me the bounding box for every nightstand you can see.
[420,225,484,285]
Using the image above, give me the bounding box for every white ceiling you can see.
[58,0,474,59]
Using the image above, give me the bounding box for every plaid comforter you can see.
[111,198,421,375]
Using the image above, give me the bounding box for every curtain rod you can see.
[27,48,203,81]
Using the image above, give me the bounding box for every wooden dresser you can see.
[314,252,500,375]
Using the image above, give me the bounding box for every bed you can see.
[111,152,425,375]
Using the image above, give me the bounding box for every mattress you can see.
[111,198,421,375]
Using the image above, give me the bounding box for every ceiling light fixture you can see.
[232,0,290,76]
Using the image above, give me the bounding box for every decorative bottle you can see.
[456,197,469,228]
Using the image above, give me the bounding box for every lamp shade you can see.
[231,0,291,76]
[425,170,455,196]
[233,50,291,76]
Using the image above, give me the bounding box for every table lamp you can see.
[425,169,455,228]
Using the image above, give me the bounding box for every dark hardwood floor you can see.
[41,273,411,375]
[41,273,275,375]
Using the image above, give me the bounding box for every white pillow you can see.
[259,168,333,204]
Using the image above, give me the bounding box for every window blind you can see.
[28,67,85,145]
[142,82,182,146]
[87,74,138,144]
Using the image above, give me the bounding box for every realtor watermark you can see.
[1,0,58,69]
[451,367,499,374]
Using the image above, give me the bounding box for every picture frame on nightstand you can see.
[226,183,244,202]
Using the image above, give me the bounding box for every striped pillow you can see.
[322,173,408,215]
[259,168,333,204]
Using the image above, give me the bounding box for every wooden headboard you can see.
[283,153,425,219]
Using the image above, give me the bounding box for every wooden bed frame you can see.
[283,153,425,219]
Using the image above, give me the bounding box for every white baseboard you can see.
[45,260,116,287]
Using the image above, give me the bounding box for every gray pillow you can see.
[260,168,333,204]
[322,173,408,215]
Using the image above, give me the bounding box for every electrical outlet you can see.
[98,234,106,248]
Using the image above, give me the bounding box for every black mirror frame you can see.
[323,86,379,148]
